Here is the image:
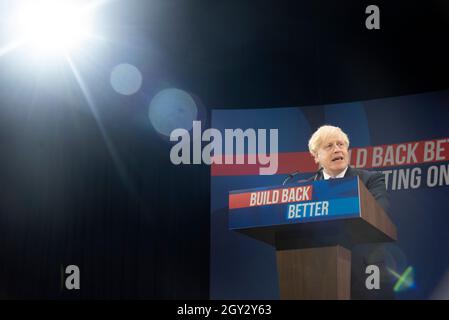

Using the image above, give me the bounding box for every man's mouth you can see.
[332,156,344,162]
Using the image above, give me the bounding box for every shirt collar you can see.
[322,166,348,180]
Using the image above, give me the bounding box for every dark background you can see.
[0,0,448,299]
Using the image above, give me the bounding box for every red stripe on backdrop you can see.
[211,152,317,176]
[211,137,449,176]
[351,138,449,168]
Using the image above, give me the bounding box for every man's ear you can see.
[313,152,320,164]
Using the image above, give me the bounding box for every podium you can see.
[228,176,397,300]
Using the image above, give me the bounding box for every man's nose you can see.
[333,144,343,152]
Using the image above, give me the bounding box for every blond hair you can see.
[308,125,350,156]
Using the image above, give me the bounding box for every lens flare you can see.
[388,266,415,292]
[10,0,95,55]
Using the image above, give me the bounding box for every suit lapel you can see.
[344,166,354,178]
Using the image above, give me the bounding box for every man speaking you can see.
[308,125,390,212]
[307,125,393,299]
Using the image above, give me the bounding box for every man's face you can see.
[314,133,349,176]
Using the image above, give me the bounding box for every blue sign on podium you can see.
[229,177,362,230]
[228,175,396,250]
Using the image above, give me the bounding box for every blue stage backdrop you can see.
[210,89,449,299]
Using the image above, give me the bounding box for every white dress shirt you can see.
[322,166,349,180]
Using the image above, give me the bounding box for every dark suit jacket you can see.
[310,166,394,299]
[311,166,390,213]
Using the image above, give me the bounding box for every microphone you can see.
[282,171,301,185]
[313,167,324,181]
[282,167,323,185]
